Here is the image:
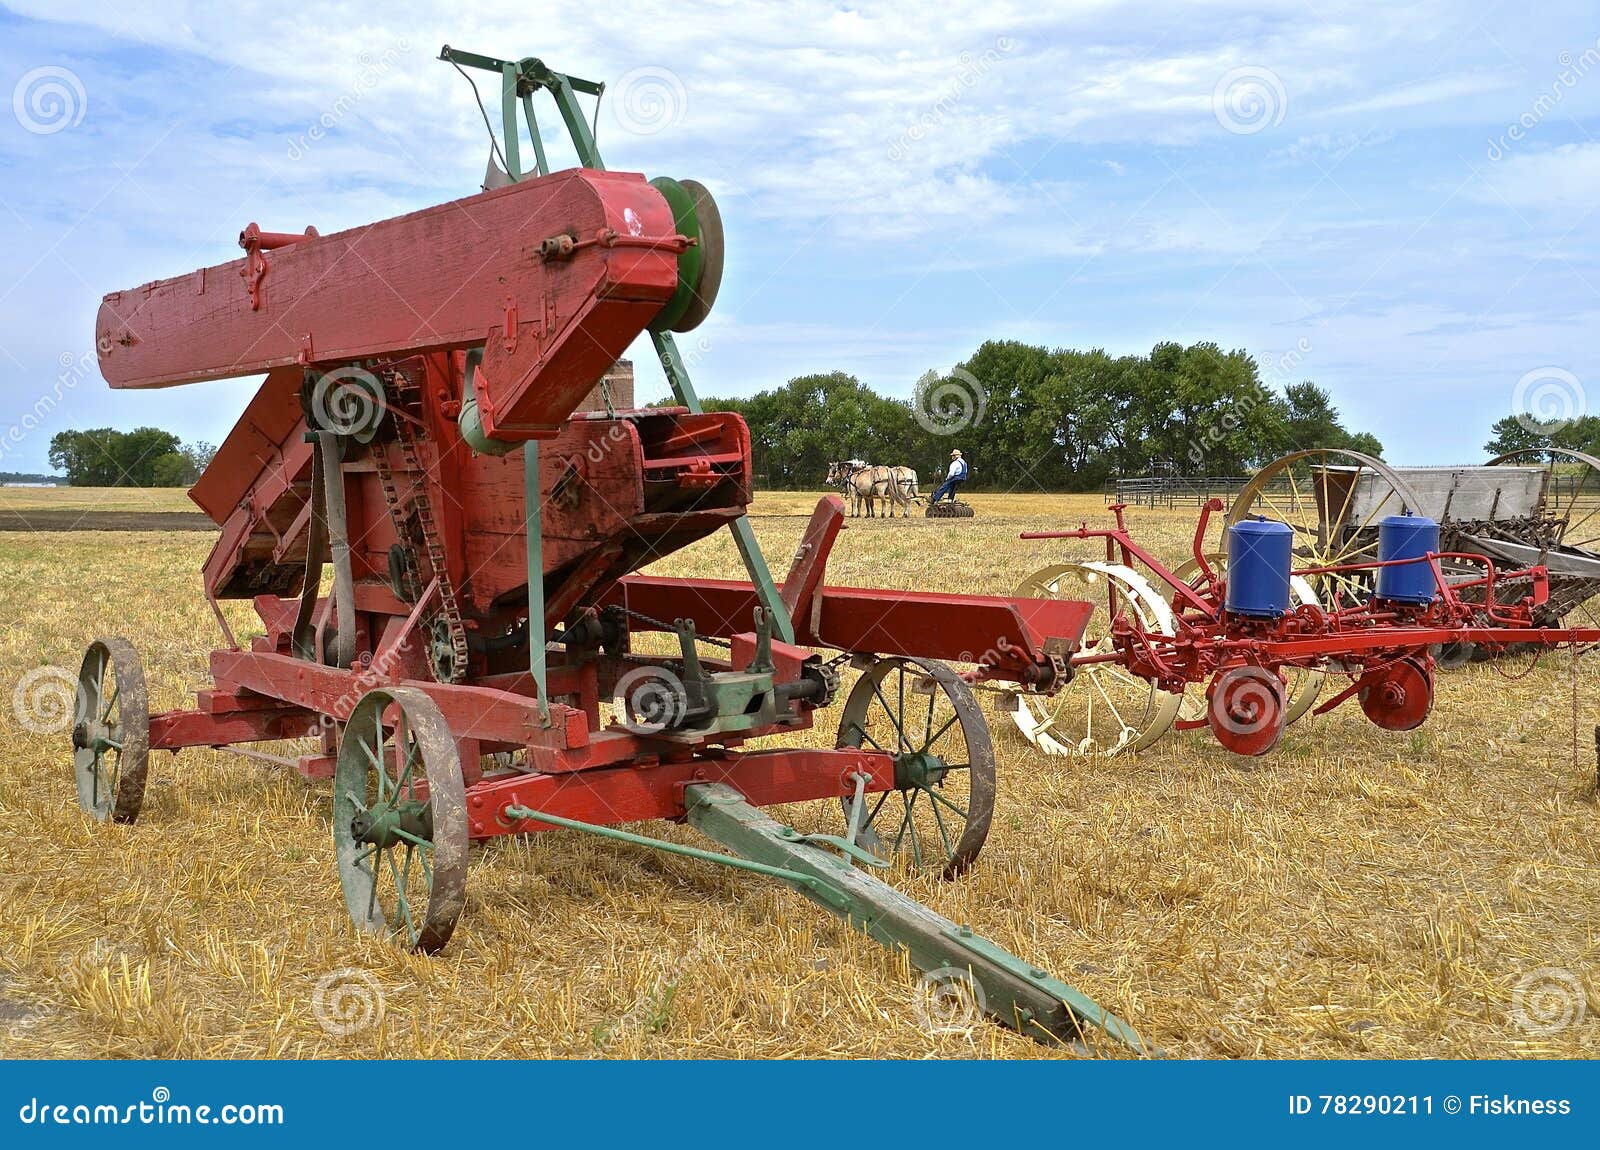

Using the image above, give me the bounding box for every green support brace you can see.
[520,91,550,177]
[503,785,1150,1055]
[525,443,550,726]
[652,331,794,643]
[441,44,797,647]
[499,62,523,179]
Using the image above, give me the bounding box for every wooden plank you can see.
[96,168,678,444]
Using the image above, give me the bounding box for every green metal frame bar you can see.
[653,332,794,643]
[503,803,850,908]
[503,786,1151,1055]
[525,445,550,725]
[441,44,795,646]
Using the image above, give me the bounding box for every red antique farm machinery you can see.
[1007,458,1600,759]
[71,47,1146,1052]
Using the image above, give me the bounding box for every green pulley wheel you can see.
[648,175,725,334]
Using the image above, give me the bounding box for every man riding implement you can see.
[933,448,968,503]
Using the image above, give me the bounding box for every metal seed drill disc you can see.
[673,179,724,332]
[1357,656,1433,731]
[647,175,703,334]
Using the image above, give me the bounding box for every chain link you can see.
[612,604,733,649]
[371,376,470,681]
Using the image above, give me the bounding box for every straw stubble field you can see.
[0,488,1596,1058]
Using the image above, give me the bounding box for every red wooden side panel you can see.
[188,366,303,523]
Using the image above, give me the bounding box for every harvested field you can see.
[0,488,210,532]
[0,490,1596,1059]
[0,510,213,532]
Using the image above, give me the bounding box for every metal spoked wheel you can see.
[71,638,149,823]
[333,687,469,953]
[1487,447,1600,551]
[836,656,996,879]
[1229,448,1424,606]
[1172,554,1326,726]
[1009,562,1181,756]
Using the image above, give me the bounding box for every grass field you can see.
[0,489,1596,1059]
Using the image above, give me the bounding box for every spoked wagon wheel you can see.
[1487,448,1600,551]
[1009,561,1181,755]
[836,656,995,879]
[71,638,150,823]
[1172,554,1326,726]
[333,687,469,953]
[1229,449,1424,606]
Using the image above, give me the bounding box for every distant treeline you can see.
[701,339,1382,491]
[1484,414,1600,459]
[48,428,217,488]
[0,472,64,485]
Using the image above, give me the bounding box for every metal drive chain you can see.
[371,379,470,681]
[614,604,733,649]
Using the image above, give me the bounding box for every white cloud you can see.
[0,0,1597,469]
[1473,142,1600,210]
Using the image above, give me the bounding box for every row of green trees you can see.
[703,340,1381,490]
[1484,414,1600,459]
[40,340,1386,492]
[48,428,216,488]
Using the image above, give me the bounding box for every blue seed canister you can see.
[1225,516,1293,618]
[1375,513,1440,604]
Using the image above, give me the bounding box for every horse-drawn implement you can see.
[1223,448,1600,663]
[1008,477,1600,758]
[72,46,1148,1053]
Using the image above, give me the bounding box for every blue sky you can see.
[1,0,1597,472]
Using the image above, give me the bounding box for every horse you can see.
[888,466,919,512]
[826,460,895,517]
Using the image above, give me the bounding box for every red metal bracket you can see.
[237,223,320,311]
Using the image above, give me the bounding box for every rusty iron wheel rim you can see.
[835,655,996,879]
[73,637,149,824]
[334,686,468,953]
